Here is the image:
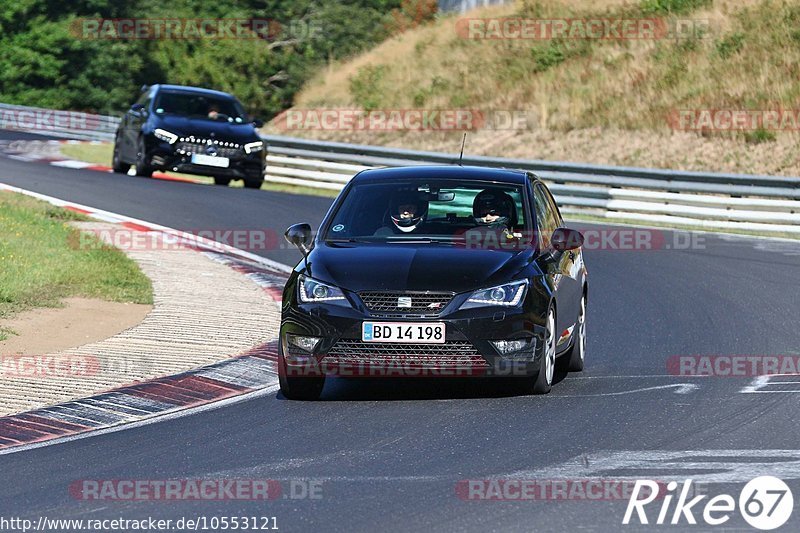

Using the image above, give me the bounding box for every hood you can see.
[153,114,259,142]
[303,243,533,294]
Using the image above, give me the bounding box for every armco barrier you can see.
[2,102,798,234]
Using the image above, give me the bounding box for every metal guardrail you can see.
[2,102,799,234]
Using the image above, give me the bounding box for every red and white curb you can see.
[0,183,292,453]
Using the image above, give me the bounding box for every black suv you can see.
[112,84,266,188]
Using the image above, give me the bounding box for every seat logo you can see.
[397,297,412,308]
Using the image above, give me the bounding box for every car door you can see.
[533,181,579,343]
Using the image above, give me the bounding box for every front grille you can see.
[324,340,488,368]
[175,139,242,159]
[359,291,454,314]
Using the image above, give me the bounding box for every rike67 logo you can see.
[624,476,793,530]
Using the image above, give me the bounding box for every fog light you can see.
[287,335,321,353]
[492,339,532,355]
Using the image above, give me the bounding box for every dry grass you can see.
[270,0,800,175]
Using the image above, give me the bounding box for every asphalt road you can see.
[2,129,800,532]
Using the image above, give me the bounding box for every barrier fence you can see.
[2,102,798,234]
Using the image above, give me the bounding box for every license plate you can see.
[362,322,445,344]
[191,153,230,168]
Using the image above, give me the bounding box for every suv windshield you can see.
[153,91,248,123]
[325,180,529,243]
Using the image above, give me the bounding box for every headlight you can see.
[298,276,346,303]
[153,128,178,144]
[460,279,528,310]
[244,141,263,154]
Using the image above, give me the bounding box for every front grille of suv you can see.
[175,139,242,159]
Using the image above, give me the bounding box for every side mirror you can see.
[252,118,264,128]
[551,227,584,251]
[285,223,312,255]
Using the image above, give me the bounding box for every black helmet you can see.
[390,191,428,233]
[472,188,516,226]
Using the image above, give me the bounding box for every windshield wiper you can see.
[326,238,375,244]
[384,237,460,245]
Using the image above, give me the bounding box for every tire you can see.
[111,137,129,174]
[213,176,231,186]
[564,294,586,372]
[278,349,325,401]
[243,179,262,189]
[526,306,556,395]
[134,137,153,177]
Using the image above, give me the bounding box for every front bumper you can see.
[279,290,546,378]
[145,138,265,180]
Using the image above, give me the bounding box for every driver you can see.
[207,104,221,120]
[390,191,428,233]
[472,188,515,229]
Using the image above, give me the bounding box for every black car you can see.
[112,84,266,188]
[279,166,588,400]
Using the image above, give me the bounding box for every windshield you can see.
[153,91,248,123]
[324,180,529,243]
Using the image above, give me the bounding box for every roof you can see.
[151,84,236,100]
[352,165,529,184]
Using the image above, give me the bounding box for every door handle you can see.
[568,251,575,260]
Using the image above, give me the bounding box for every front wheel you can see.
[278,350,325,401]
[243,179,263,189]
[279,373,325,401]
[134,137,153,177]
[524,306,556,395]
[564,294,586,372]
[111,138,128,174]
[213,176,231,186]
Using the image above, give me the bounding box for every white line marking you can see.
[558,383,699,397]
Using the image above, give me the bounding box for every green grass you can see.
[0,192,153,340]
[60,142,341,198]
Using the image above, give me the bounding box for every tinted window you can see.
[153,91,247,122]
[325,180,528,242]
[533,183,558,248]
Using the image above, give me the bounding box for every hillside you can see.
[267,0,800,175]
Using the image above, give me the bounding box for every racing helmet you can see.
[472,188,516,226]
[390,191,428,233]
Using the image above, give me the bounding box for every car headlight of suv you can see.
[153,128,178,144]
[460,279,528,310]
[298,276,346,304]
[244,141,263,154]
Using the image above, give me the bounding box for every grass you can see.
[0,192,153,341]
[291,0,799,136]
[59,142,341,198]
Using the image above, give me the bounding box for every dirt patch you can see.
[0,297,151,356]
